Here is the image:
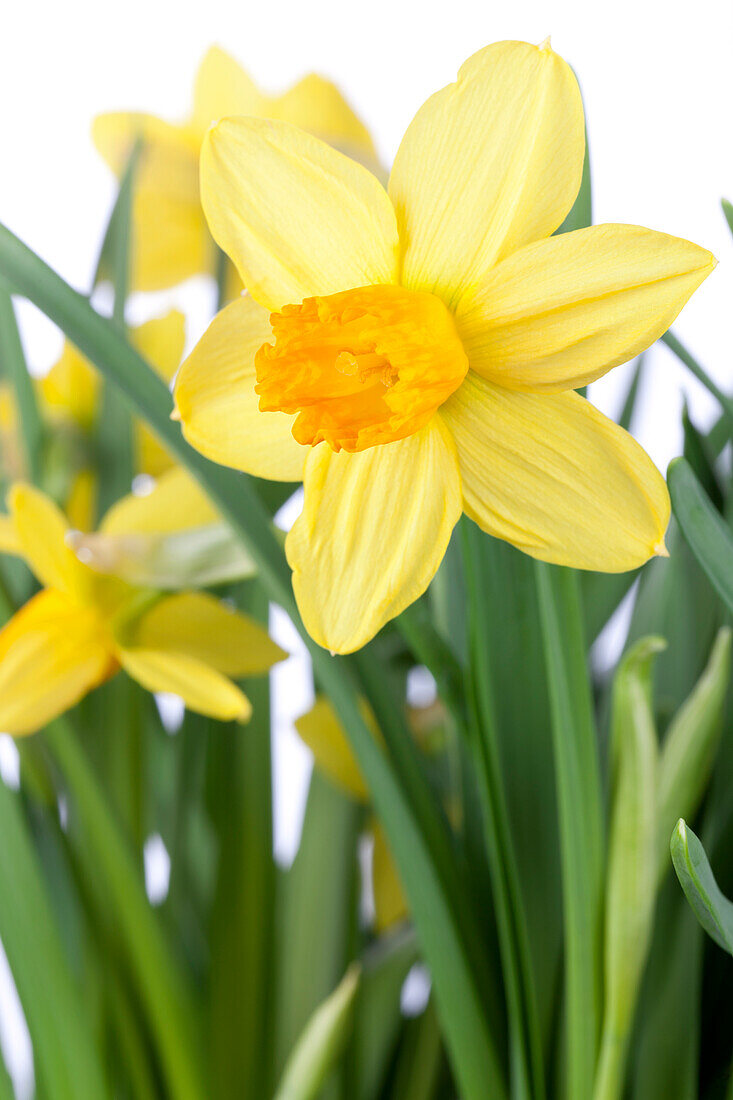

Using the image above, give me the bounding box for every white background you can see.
[1,0,732,1093]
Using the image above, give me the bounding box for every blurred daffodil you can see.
[42,309,185,480]
[0,483,285,735]
[93,46,378,292]
[174,38,715,654]
[296,696,407,932]
[70,465,257,591]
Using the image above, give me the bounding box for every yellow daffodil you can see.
[173,39,714,654]
[0,483,285,735]
[93,46,378,292]
[296,696,407,931]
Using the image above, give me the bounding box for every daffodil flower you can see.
[93,46,378,292]
[173,39,715,654]
[0,484,285,735]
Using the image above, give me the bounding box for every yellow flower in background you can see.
[174,39,715,655]
[42,309,186,480]
[296,696,407,932]
[0,484,285,735]
[92,46,378,293]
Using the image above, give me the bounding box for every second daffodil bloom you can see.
[0,484,285,735]
[93,46,378,292]
[174,39,715,654]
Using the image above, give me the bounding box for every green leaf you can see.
[207,584,277,1099]
[671,820,733,954]
[274,964,361,1100]
[594,637,662,1100]
[682,402,724,512]
[668,456,733,616]
[721,198,733,238]
[94,143,140,519]
[534,562,603,1100]
[387,999,446,1100]
[656,627,731,880]
[275,770,361,1095]
[618,354,646,432]
[351,930,419,1100]
[0,284,43,484]
[46,718,206,1100]
[461,521,546,1100]
[0,218,506,1100]
[662,331,733,438]
[0,777,110,1100]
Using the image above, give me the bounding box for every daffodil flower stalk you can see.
[174,38,714,654]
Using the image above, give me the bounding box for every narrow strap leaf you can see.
[671,820,733,954]
[668,456,733,615]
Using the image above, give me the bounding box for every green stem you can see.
[662,330,733,435]
[215,246,229,313]
[462,522,546,1100]
[0,284,43,484]
[534,563,603,1100]
[0,220,506,1100]
[95,144,139,520]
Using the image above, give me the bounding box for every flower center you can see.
[255,284,469,452]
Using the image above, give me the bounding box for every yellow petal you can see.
[173,294,306,480]
[456,225,716,392]
[269,74,377,164]
[92,112,210,291]
[200,118,399,312]
[118,646,251,722]
[190,46,266,136]
[100,467,219,535]
[8,484,87,597]
[389,40,584,307]
[40,342,99,428]
[0,514,20,555]
[0,590,113,736]
[131,591,286,676]
[372,823,408,932]
[295,695,372,801]
[286,419,461,653]
[442,372,670,571]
